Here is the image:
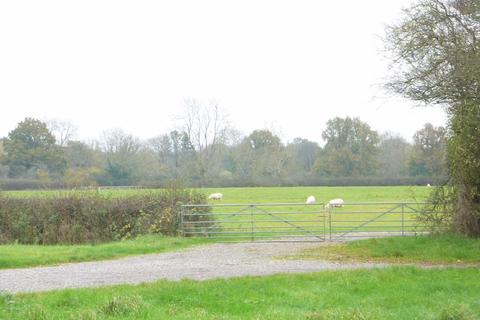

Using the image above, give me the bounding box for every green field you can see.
[2,267,479,320]
[202,186,430,203]
[4,186,430,202]
[188,186,432,240]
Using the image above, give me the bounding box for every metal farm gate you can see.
[180,202,429,242]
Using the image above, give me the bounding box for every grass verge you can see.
[0,236,213,269]
[1,267,479,319]
[291,234,480,265]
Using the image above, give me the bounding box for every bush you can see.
[418,185,455,233]
[0,188,212,244]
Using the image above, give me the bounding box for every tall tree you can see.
[0,139,8,178]
[385,0,480,235]
[46,119,78,147]
[285,138,320,181]
[102,129,141,185]
[234,130,287,185]
[179,99,230,186]
[378,133,411,177]
[63,140,105,187]
[409,123,447,177]
[147,130,198,183]
[2,118,66,178]
[315,117,379,177]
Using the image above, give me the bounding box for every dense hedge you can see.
[0,189,211,245]
[189,176,448,188]
[0,176,447,190]
[0,179,66,190]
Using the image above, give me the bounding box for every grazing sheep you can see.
[305,195,316,204]
[208,193,223,200]
[427,183,431,187]
[325,198,344,209]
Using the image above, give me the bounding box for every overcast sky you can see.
[0,0,447,145]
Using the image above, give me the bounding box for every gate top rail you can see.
[182,202,324,207]
[182,202,429,208]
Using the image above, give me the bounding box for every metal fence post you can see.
[401,203,405,236]
[323,205,326,242]
[328,205,332,241]
[180,205,185,237]
[250,205,254,242]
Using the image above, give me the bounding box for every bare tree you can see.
[178,99,231,186]
[46,119,78,147]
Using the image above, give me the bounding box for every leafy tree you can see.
[409,123,447,177]
[147,130,198,183]
[287,138,320,173]
[234,130,287,185]
[102,129,141,185]
[64,141,103,169]
[2,118,66,178]
[284,138,321,182]
[0,139,8,178]
[385,0,480,235]
[378,133,411,177]
[149,134,173,165]
[315,117,379,177]
[63,140,105,187]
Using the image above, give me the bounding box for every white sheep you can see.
[208,193,223,200]
[325,198,344,209]
[427,183,431,187]
[305,195,316,204]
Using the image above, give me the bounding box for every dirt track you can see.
[0,240,385,293]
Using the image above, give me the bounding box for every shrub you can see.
[0,188,212,244]
[418,185,455,233]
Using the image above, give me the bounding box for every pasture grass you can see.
[0,236,213,269]
[292,234,480,265]
[203,186,430,203]
[4,186,430,203]
[1,267,479,319]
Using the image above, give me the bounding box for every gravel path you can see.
[0,240,386,293]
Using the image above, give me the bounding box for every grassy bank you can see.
[1,267,479,319]
[0,236,212,269]
[293,234,480,265]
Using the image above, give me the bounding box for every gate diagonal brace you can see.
[253,206,325,241]
[331,204,401,241]
[404,203,422,213]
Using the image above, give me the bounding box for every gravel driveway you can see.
[0,240,385,293]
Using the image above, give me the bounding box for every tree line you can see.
[0,106,447,189]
